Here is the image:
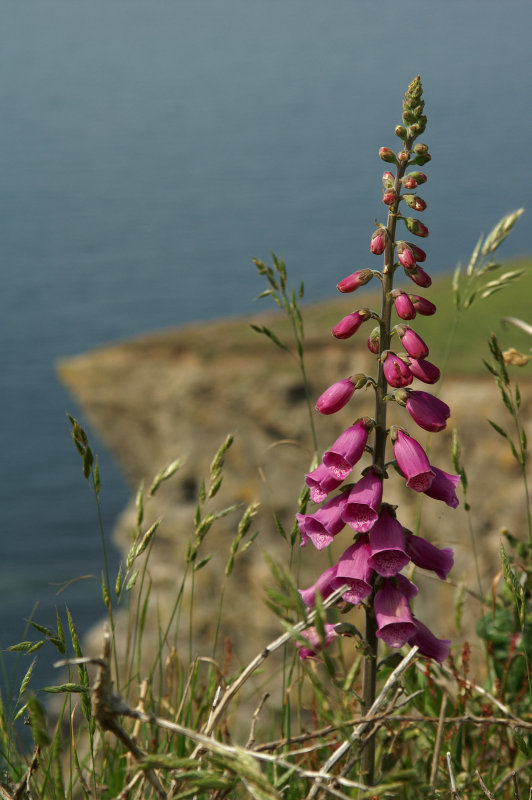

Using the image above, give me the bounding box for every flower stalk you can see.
[295,76,458,787]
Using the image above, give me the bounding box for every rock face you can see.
[58,302,531,681]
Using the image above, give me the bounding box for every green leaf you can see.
[27,694,51,748]
[148,457,185,496]
[28,621,53,637]
[19,659,36,698]
[513,729,529,756]
[7,641,34,653]
[194,555,213,572]
[134,520,161,559]
[126,570,139,592]
[487,419,508,438]
[44,683,89,694]
[273,513,287,542]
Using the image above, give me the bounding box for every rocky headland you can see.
[57,298,531,681]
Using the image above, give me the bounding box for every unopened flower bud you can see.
[404,266,432,288]
[408,358,440,384]
[396,325,429,359]
[413,143,428,155]
[367,327,380,354]
[382,171,395,189]
[393,292,416,320]
[396,241,420,269]
[408,171,427,185]
[402,176,418,190]
[403,108,416,125]
[332,309,371,340]
[336,269,373,293]
[395,125,407,140]
[404,194,427,212]
[316,378,356,415]
[398,150,409,163]
[404,217,429,237]
[410,294,436,315]
[370,227,389,255]
[382,352,413,388]
[382,189,397,206]
[410,152,431,166]
[379,147,397,164]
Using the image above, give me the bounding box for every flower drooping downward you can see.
[295,76,457,666]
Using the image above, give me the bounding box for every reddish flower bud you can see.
[367,327,380,354]
[316,378,355,415]
[405,217,429,237]
[370,227,388,255]
[407,171,427,185]
[402,176,418,190]
[398,149,409,163]
[332,308,371,340]
[410,294,436,315]
[404,266,432,288]
[407,358,440,384]
[336,269,373,293]
[382,189,397,206]
[396,325,429,359]
[396,241,417,269]
[382,352,413,388]
[379,147,397,164]
[404,194,427,212]
[382,171,395,189]
[393,292,416,320]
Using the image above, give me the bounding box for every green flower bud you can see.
[395,125,408,140]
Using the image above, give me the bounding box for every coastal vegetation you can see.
[1,78,531,799]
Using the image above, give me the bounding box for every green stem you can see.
[91,477,120,688]
[361,149,408,785]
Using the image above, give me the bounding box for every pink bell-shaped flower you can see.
[392,429,435,492]
[323,419,370,480]
[409,618,450,663]
[342,467,383,533]
[297,624,338,660]
[374,579,416,648]
[423,466,460,508]
[305,463,343,503]
[296,492,348,550]
[406,534,454,580]
[405,390,450,432]
[368,507,410,577]
[299,564,338,608]
[331,536,373,605]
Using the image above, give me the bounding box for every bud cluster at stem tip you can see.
[296,76,457,664]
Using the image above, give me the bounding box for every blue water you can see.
[1,0,532,696]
